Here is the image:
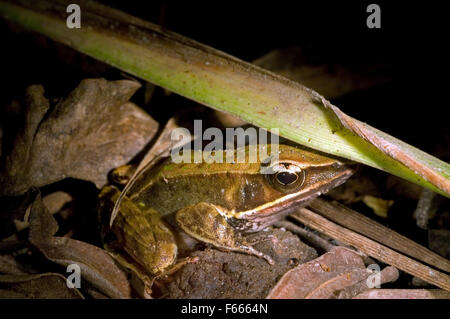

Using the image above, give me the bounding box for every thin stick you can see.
[308,198,450,273]
[291,208,450,291]
[354,289,450,299]
[274,220,335,252]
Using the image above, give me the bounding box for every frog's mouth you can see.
[228,165,355,232]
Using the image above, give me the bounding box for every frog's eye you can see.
[266,162,305,192]
[275,171,298,185]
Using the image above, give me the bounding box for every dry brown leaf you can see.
[336,266,399,299]
[28,193,132,299]
[13,191,73,232]
[0,78,158,196]
[304,269,368,299]
[266,247,369,299]
[135,117,182,173]
[0,273,84,299]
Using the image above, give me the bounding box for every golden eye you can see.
[275,171,298,185]
[266,163,306,192]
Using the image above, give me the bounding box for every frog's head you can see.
[226,144,356,232]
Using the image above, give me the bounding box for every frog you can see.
[98,144,355,280]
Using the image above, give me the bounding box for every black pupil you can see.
[276,172,298,185]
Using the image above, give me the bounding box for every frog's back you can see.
[127,151,266,216]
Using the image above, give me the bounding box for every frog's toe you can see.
[237,244,275,265]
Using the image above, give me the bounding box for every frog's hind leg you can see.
[175,202,274,264]
[111,199,178,276]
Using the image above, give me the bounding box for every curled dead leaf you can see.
[28,193,132,299]
[0,78,158,196]
[266,247,369,299]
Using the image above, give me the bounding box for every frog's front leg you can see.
[175,202,274,264]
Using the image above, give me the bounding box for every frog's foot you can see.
[156,256,199,278]
[105,249,155,298]
[175,202,275,265]
[234,243,275,265]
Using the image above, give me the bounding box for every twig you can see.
[291,207,450,291]
[274,220,335,252]
[354,289,450,299]
[309,198,450,273]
